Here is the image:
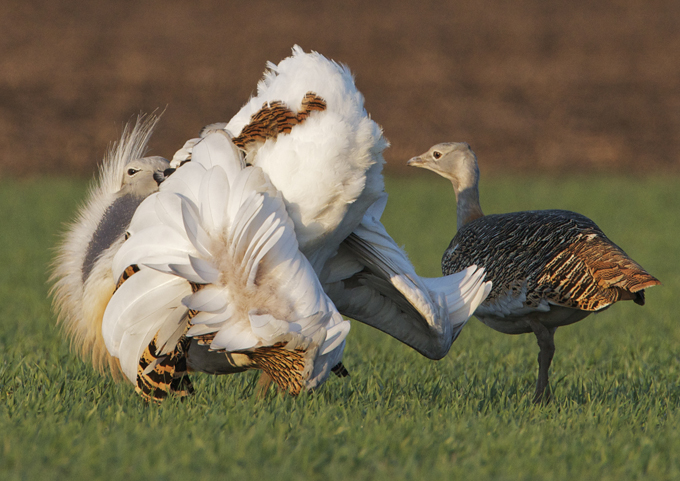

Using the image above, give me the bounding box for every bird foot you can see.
[532,385,552,405]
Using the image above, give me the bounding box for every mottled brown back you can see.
[442,210,660,312]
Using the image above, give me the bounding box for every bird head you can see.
[120,156,173,197]
[407,142,479,193]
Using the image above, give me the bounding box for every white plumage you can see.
[50,115,171,376]
[104,130,350,398]
[172,46,492,360]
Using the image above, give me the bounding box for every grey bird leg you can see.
[528,320,556,404]
[255,372,274,399]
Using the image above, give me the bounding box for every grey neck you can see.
[454,183,484,230]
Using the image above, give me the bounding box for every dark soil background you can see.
[2,0,679,177]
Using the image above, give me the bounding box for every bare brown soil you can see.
[1,0,679,177]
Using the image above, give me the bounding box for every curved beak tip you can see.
[153,168,176,185]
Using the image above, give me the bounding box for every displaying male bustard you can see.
[50,114,173,377]
[408,142,660,403]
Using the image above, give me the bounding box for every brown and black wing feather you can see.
[136,328,193,402]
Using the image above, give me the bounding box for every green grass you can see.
[0,173,678,480]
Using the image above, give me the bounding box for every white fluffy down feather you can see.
[173,45,388,274]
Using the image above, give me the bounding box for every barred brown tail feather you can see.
[114,264,140,291]
[135,330,194,403]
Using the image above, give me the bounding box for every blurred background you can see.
[1,0,679,177]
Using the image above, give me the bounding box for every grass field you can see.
[0,174,678,480]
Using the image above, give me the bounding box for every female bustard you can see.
[408,142,660,403]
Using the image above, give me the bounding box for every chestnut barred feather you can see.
[232,92,326,152]
[136,329,193,402]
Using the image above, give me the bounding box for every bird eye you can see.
[432,151,442,160]
[127,168,139,176]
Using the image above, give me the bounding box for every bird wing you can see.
[322,194,491,359]
[445,211,660,316]
[535,233,661,311]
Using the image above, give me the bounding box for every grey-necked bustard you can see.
[408,142,660,403]
[50,115,173,377]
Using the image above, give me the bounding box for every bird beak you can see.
[153,168,176,185]
[407,155,426,168]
